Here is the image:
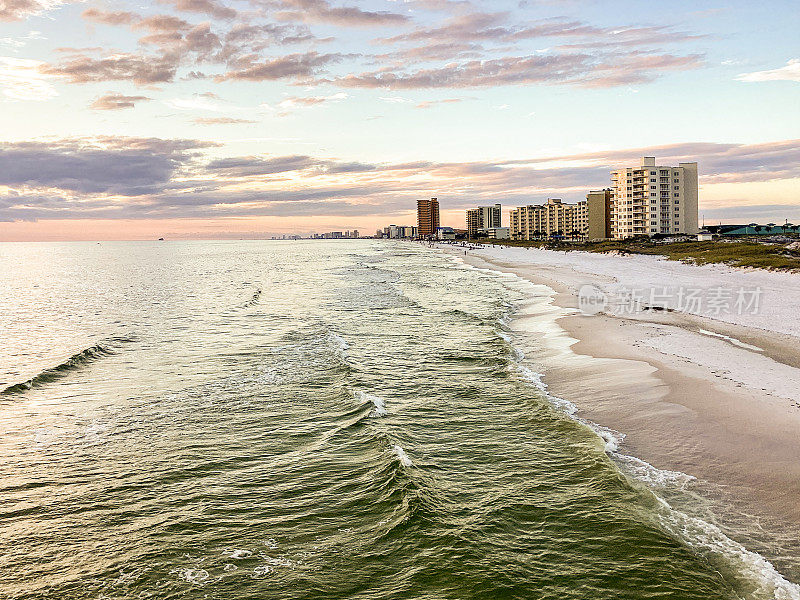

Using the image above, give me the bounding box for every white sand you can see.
[437,242,800,533]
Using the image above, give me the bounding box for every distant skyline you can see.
[0,0,798,240]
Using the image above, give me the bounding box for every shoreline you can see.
[439,243,800,581]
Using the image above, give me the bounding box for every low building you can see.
[436,226,457,240]
[478,227,510,239]
[705,224,799,236]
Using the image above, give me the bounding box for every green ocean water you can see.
[0,240,796,599]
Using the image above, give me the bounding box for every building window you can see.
[674,193,680,197]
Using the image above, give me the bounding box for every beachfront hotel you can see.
[510,198,590,240]
[466,204,502,238]
[610,157,699,239]
[417,198,440,238]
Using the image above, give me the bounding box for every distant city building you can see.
[311,230,361,239]
[417,197,440,238]
[611,157,698,239]
[510,198,584,240]
[384,224,416,239]
[466,204,502,238]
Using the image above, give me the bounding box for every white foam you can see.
[329,333,349,351]
[173,568,209,585]
[260,556,295,568]
[355,390,387,417]
[616,454,696,489]
[227,549,253,559]
[392,444,413,467]
[657,501,800,600]
[252,565,271,578]
[698,329,764,352]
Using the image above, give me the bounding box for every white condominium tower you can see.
[466,204,502,238]
[610,157,698,239]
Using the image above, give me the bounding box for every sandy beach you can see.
[440,243,800,577]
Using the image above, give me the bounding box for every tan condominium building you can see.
[611,157,698,239]
[466,204,502,238]
[510,198,583,240]
[417,197,440,238]
[585,189,613,240]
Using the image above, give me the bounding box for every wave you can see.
[391,444,413,468]
[354,390,387,417]
[244,288,262,307]
[2,344,115,395]
[513,349,800,598]
[329,333,349,351]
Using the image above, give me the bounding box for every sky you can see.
[0,0,798,240]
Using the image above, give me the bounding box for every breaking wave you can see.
[2,344,115,395]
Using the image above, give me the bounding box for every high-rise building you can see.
[584,189,613,240]
[417,197,440,238]
[610,157,698,239]
[466,204,502,237]
[509,198,583,240]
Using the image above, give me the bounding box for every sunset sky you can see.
[0,0,798,240]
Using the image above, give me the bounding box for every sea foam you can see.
[392,445,413,467]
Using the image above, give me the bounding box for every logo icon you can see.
[578,284,607,316]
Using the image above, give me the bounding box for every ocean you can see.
[0,240,797,599]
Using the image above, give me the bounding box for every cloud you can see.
[0,56,57,100]
[218,51,343,81]
[379,14,701,47]
[700,205,800,223]
[192,116,257,124]
[261,91,348,115]
[41,51,181,85]
[327,52,703,89]
[272,0,409,27]
[415,98,462,109]
[0,0,62,22]
[81,8,137,25]
[90,93,151,110]
[166,94,234,111]
[3,138,797,223]
[0,137,213,196]
[158,0,237,20]
[737,59,800,83]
